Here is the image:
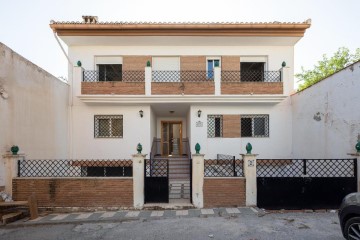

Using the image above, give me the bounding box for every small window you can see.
[208,115,223,138]
[240,62,265,82]
[207,59,220,79]
[94,115,123,138]
[97,64,122,81]
[82,166,132,177]
[241,115,269,137]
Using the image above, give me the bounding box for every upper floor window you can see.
[97,64,122,82]
[207,115,223,138]
[207,58,221,79]
[241,115,269,137]
[94,115,123,138]
[240,62,265,82]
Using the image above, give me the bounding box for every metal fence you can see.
[145,159,169,177]
[257,159,356,177]
[152,71,214,82]
[83,70,145,82]
[204,157,244,177]
[222,71,281,82]
[18,159,133,177]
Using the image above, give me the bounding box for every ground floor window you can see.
[82,166,132,177]
[207,115,223,138]
[94,115,123,138]
[241,115,269,137]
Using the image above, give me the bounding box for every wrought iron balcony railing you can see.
[152,71,214,82]
[83,70,145,82]
[222,70,281,82]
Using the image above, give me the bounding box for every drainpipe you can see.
[52,30,74,159]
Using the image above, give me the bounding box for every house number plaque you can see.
[248,159,255,167]
[196,121,203,127]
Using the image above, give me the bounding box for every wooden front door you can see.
[161,121,182,156]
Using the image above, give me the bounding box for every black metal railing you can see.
[83,70,145,82]
[204,157,244,177]
[152,71,214,82]
[222,71,281,82]
[257,159,356,177]
[145,159,169,177]
[18,159,133,177]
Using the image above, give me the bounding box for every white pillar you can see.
[281,66,291,95]
[145,67,152,96]
[2,154,25,195]
[348,153,360,191]
[214,67,221,96]
[241,153,258,206]
[73,66,83,97]
[192,154,205,208]
[132,154,146,209]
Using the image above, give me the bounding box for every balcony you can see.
[221,71,283,94]
[81,70,145,95]
[151,71,215,95]
[79,68,285,97]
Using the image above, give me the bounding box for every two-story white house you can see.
[49,16,310,202]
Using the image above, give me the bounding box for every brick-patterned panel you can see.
[204,178,246,208]
[222,56,240,71]
[123,56,151,71]
[82,82,145,95]
[13,178,133,207]
[223,115,241,138]
[180,56,206,71]
[221,82,283,94]
[152,82,214,95]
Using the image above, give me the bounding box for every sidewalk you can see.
[8,207,261,227]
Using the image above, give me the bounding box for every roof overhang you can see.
[50,21,311,38]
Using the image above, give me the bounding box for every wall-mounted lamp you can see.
[139,110,144,118]
[197,109,202,118]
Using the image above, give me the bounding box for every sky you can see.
[0,0,359,85]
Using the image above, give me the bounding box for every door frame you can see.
[161,121,182,156]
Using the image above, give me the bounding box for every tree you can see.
[296,47,360,91]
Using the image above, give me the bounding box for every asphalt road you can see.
[0,212,344,240]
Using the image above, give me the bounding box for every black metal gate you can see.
[144,159,169,203]
[257,159,357,209]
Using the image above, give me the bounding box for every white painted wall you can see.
[71,105,151,159]
[0,43,69,185]
[150,106,156,144]
[67,37,295,159]
[291,62,360,158]
[190,100,293,159]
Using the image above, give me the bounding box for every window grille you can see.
[207,115,223,138]
[241,115,269,137]
[94,115,123,138]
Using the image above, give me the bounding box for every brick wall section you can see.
[221,82,283,94]
[82,82,145,95]
[223,115,241,138]
[180,56,206,71]
[12,178,133,207]
[123,56,151,70]
[152,82,214,95]
[204,178,246,208]
[222,56,240,71]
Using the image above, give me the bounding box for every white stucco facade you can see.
[65,37,296,159]
[0,43,69,185]
[291,61,360,158]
